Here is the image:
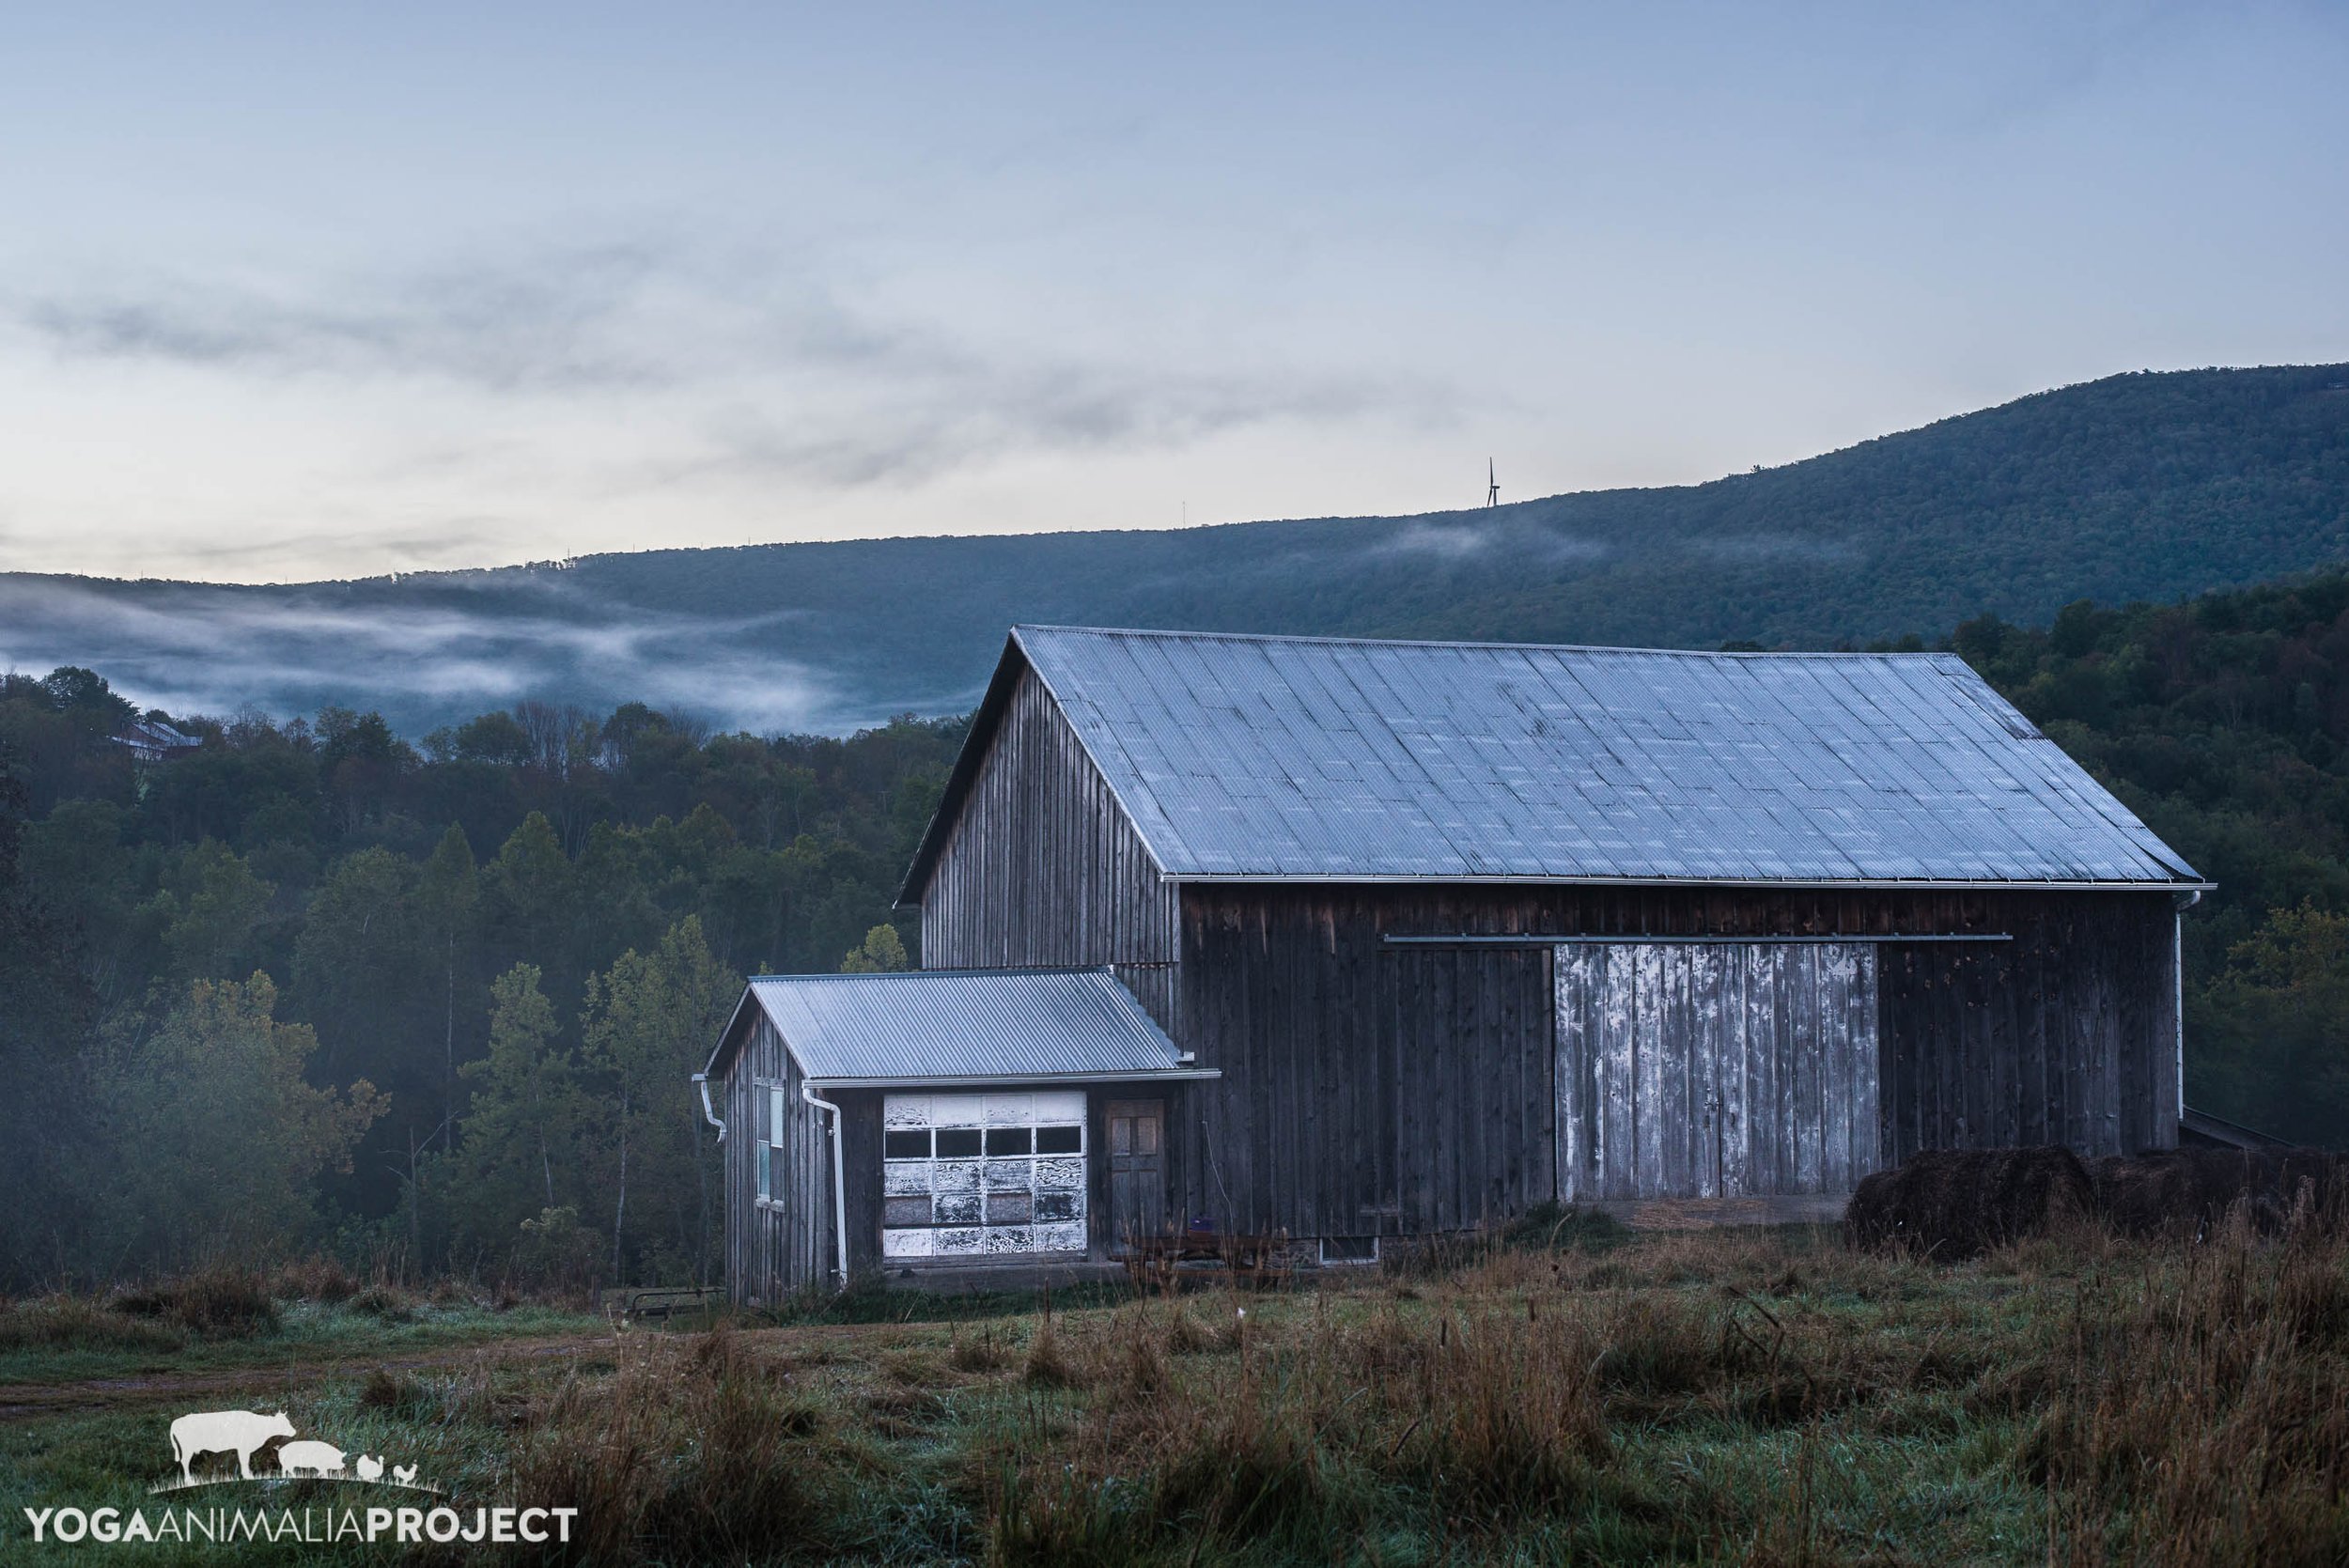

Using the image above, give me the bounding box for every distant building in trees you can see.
[112,715,200,764]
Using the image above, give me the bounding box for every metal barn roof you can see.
[952,626,2201,888]
[718,968,1212,1086]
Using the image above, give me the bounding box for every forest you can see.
[3,563,2348,1292]
[0,686,959,1292]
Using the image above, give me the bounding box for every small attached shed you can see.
[705,968,1218,1302]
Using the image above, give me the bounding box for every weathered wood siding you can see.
[1174,885,2179,1239]
[1878,897,2180,1158]
[915,666,1181,1030]
[1555,942,1879,1201]
[722,1015,833,1305]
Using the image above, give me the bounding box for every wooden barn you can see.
[705,627,2206,1299]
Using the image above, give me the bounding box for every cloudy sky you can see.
[1,3,2343,583]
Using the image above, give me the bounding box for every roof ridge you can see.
[751,966,1114,983]
[1015,624,1956,660]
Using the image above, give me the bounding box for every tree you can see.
[2191,900,2349,1143]
[581,917,740,1284]
[85,974,383,1272]
[0,739,100,1286]
[413,825,482,1124]
[158,841,276,984]
[290,847,419,1077]
[484,812,581,998]
[41,666,136,722]
[840,923,910,973]
[445,964,589,1260]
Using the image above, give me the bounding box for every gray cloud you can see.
[20,242,675,394]
[694,357,1430,490]
[9,237,1458,496]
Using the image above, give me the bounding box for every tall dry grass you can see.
[502,1323,887,1563]
[2027,1207,2349,1565]
[408,1210,2346,1565]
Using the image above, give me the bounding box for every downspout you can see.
[801,1081,850,1289]
[2172,890,2201,1126]
[692,1073,724,1142]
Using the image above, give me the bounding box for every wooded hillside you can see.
[4,563,2348,1290]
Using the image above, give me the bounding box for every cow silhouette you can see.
[170,1410,295,1484]
[354,1454,383,1482]
[277,1439,347,1478]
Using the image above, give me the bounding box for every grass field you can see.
[2,1214,2342,1565]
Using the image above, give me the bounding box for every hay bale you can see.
[1845,1147,2094,1260]
[2092,1147,2348,1238]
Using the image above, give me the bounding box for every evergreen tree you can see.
[581,917,740,1285]
[446,963,589,1256]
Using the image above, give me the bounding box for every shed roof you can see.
[905,626,2201,892]
[710,968,1212,1086]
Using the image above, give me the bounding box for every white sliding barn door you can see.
[1555,943,1880,1201]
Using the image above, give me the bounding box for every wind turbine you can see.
[1486,458,1500,508]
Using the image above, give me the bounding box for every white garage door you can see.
[880,1092,1088,1259]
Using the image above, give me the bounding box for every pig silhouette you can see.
[170,1410,295,1484]
[277,1439,347,1478]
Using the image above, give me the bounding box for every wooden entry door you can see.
[1104,1099,1166,1250]
[1554,943,1880,1201]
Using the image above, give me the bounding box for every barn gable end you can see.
[908,656,1181,1031]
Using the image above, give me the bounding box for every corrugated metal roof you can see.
[738,968,1198,1083]
[1000,626,2201,886]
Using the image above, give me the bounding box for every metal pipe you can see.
[801,1080,850,1289]
[692,1072,724,1143]
[1383,933,2013,947]
[2173,889,2201,1126]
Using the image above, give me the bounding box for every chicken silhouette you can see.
[392,1463,418,1487]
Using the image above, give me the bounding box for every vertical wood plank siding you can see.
[1174,885,2178,1237]
[915,667,1182,1031]
[721,1015,833,1306]
[1552,942,1879,1201]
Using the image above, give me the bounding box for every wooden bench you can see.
[600,1286,720,1327]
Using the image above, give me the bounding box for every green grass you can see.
[1,1219,2343,1563]
[0,1296,604,1388]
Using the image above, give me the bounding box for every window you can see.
[1319,1235,1380,1265]
[880,1092,1087,1259]
[764,1086,787,1205]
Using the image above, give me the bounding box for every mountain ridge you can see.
[4,364,2345,735]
